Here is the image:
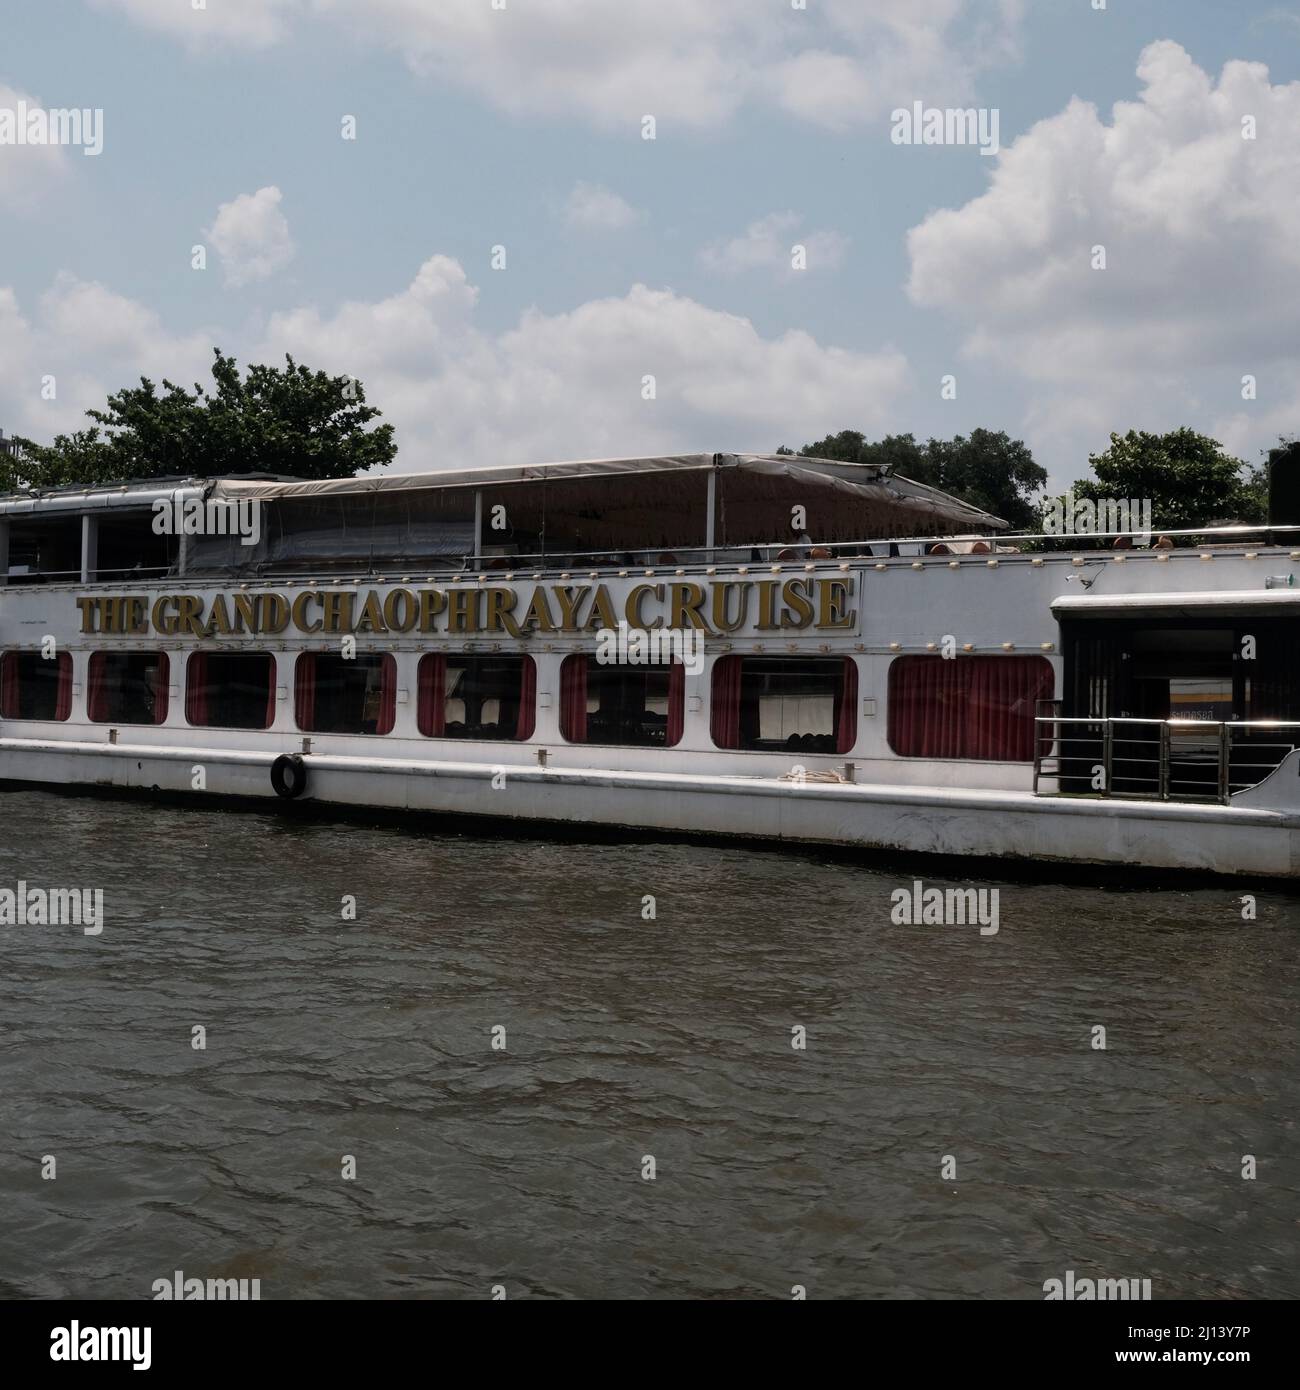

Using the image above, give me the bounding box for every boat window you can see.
[559,654,683,747]
[887,654,1054,761]
[711,656,857,754]
[0,651,73,721]
[294,653,395,735]
[87,651,170,725]
[417,655,536,740]
[4,515,81,585]
[186,652,276,730]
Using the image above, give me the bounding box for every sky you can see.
[1,0,1298,492]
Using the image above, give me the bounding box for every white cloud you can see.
[700,212,848,277]
[94,0,1021,130]
[256,254,908,465]
[1,255,909,466]
[562,182,644,231]
[0,83,69,206]
[88,0,301,49]
[904,41,1300,478]
[0,273,214,443]
[205,186,296,288]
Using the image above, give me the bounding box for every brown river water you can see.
[1,787,1297,1299]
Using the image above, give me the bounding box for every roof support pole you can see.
[705,464,717,562]
[0,518,8,587]
[80,513,98,584]
[473,488,483,566]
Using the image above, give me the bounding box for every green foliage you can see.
[1074,428,1262,531]
[785,428,1047,529]
[3,349,395,492]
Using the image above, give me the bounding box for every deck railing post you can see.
[80,513,98,584]
[705,465,717,563]
[1032,699,1061,795]
[1159,721,1170,801]
[1218,723,1231,803]
[1102,720,1114,797]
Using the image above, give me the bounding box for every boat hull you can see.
[4,735,1298,880]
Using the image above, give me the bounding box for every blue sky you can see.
[2,0,1298,490]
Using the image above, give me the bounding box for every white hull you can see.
[5,733,1298,879]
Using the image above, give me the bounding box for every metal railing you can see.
[1032,700,1300,804]
[460,521,1300,572]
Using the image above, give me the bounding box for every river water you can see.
[1,787,1296,1300]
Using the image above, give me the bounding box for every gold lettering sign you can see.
[73,578,857,639]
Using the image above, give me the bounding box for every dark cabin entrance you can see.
[1060,616,1300,797]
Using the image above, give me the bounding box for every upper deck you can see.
[0,451,1006,587]
[0,447,1298,653]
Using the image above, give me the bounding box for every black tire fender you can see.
[270,753,308,799]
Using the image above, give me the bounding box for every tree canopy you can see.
[1073,428,1266,531]
[3,349,395,492]
[781,428,1048,529]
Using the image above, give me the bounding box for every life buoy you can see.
[270,753,308,799]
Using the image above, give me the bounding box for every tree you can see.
[3,349,395,491]
[920,431,1046,530]
[1075,428,1262,531]
[781,428,1046,529]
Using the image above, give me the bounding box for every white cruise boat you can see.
[2,450,1298,878]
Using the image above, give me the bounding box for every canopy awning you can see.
[208,450,1012,530]
[1052,588,1300,619]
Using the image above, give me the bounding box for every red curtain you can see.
[54,654,72,721]
[263,655,277,729]
[377,656,396,735]
[888,655,1054,761]
[0,653,17,719]
[152,655,169,724]
[418,654,446,736]
[186,652,208,726]
[560,654,587,742]
[888,656,965,758]
[295,654,315,732]
[87,653,109,722]
[836,657,859,754]
[666,661,684,746]
[710,655,742,749]
[515,656,536,740]
[968,655,1055,761]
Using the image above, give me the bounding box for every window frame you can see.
[86,650,171,726]
[0,650,74,722]
[559,653,685,749]
[185,650,277,731]
[886,653,1055,763]
[709,654,858,755]
[293,651,397,736]
[416,652,537,741]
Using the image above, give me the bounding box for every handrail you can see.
[1033,707,1300,803]
[465,522,1299,568]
